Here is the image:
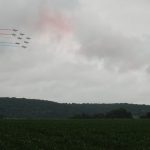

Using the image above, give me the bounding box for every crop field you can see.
[0,119,150,150]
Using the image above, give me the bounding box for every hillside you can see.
[0,97,150,119]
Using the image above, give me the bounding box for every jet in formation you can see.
[24,41,29,44]
[12,33,16,36]
[26,37,31,40]
[13,29,18,32]
[18,37,22,40]
[22,46,27,48]
[20,33,25,36]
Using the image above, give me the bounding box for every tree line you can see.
[1,98,150,119]
[71,108,150,119]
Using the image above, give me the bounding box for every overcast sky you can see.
[0,0,150,104]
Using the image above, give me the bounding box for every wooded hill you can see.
[0,97,150,119]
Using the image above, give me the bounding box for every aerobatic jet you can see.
[22,46,27,48]
[13,29,18,32]
[15,42,20,45]
[26,37,31,40]
[20,33,25,36]
[12,33,16,36]
[24,41,29,44]
[18,37,22,40]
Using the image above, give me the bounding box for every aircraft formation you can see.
[0,28,31,49]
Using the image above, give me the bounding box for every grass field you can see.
[0,119,150,150]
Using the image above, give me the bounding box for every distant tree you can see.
[140,112,150,118]
[106,108,133,119]
[0,114,4,119]
[71,113,91,119]
[93,113,105,119]
[71,113,105,119]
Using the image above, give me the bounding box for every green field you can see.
[0,119,150,150]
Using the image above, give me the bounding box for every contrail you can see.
[0,33,12,35]
[0,42,20,47]
[0,45,20,47]
[0,36,11,38]
[0,42,15,44]
[0,29,12,31]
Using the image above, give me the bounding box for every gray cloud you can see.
[74,1,150,72]
[0,0,150,104]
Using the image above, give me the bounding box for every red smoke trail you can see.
[38,8,72,36]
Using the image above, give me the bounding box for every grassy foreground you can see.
[0,119,150,150]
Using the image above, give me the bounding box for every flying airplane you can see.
[24,41,29,44]
[20,33,25,36]
[26,37,31,40]
[22,46,27,48]
[18,37,22,40]
[13,29,18,32]
[12,33,16,36]
[15,42,20,45]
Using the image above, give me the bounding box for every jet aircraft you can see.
[24,41,29,44]
[26,37,31,40]
[22,46,27,48]
[18,37,22,40]
[13,29,18,32]
[20,33,25,36]
[12,33,16,36]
